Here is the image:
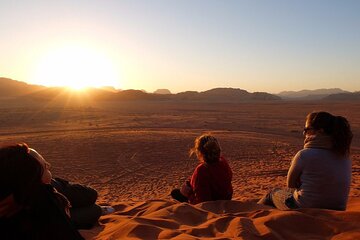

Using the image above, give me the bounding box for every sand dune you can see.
[80,198,360,239]
[1,101,359,239]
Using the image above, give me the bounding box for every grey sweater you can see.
[287,148,351,210]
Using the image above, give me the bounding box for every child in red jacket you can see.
[171,134,233,204]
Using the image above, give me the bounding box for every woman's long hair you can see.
[0,143,43,205]
[190,134,221,164]
[306,112,353,156]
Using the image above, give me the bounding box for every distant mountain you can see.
[173,91,199,100]
[174,88,281,101]
[278,88,349,100]
[0,78,280,103]
[154,89,171,94]
[25,86,117,101]
[252,92,283,100]
[0,77,45,98]
[115,90,163,100]
[200,88,249,101]
[323,92,360,101]
[202,88,281,101]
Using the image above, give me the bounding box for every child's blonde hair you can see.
[190,134,221,163]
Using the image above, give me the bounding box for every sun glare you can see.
[30,45,120,90]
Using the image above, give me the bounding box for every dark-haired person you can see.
[258,112,353,211]
[171,134,233,204]
[28,148,106,229]
[0,143,84,239]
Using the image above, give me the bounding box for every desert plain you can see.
[1,99,360,239]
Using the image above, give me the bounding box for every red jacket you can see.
[189,157,233,204]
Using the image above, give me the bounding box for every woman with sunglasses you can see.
[258,111,353,210]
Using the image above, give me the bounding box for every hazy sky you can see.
[1,0,359,93]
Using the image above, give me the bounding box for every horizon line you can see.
[0,76,358,95]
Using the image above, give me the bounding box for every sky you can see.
[1,0,359,93]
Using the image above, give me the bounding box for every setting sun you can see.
[30,45,120,90]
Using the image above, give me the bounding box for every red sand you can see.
[0,101,359,239]
[80,198,360,239]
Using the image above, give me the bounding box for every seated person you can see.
[29,148,114,229]
[171,134,233,204]
[0,143,84,239]
[258,112,353,211]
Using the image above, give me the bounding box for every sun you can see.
[30,45,120,90]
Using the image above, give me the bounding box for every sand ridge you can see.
[80,198,360,239]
